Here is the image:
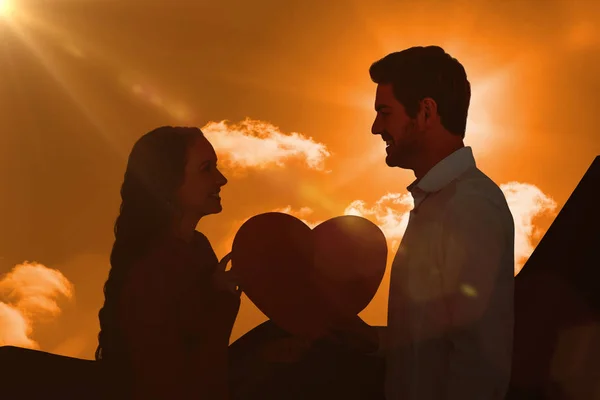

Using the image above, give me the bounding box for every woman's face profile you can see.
[177,135,228,218]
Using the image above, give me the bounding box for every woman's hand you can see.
[211,253,242,296]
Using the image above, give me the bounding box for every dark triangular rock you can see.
[509,156,600,399]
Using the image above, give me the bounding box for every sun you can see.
[0,0,14,19]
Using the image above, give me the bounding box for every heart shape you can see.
[231,212,387,340]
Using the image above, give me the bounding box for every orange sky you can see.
[0,0,598,360]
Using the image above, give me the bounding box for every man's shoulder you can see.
[453,167,507,201]
[444,167,512,220]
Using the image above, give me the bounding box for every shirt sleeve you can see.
[439,194,514,399]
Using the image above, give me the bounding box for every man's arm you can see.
[439,194,514,399]
[374,326,388,356]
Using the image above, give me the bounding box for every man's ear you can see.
[417,98,439,128]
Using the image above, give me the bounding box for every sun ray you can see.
[9,22,126,156]
[1,3,128,157]
[1,1,201,152]
[12,9,196,126]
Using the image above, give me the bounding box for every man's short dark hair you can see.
[369,46,471,137]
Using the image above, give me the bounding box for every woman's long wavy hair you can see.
[95,126,203,363]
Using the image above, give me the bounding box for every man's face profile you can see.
[372,84,422,169]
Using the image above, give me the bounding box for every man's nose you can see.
[371,118,382,136]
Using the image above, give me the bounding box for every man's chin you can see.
[385,154,401,168]
[385,149,411,169]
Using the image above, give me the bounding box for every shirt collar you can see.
[407,146,476,196]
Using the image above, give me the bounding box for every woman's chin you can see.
[204,203,223,215]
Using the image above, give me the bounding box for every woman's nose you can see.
[217,170,228,187]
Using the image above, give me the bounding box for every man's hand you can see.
[212,253,241,296]
[327,313,380,355]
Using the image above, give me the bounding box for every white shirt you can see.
[381,146,515,400]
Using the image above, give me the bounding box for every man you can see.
[332,46,515,399]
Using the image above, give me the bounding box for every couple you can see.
[96,45,515,400]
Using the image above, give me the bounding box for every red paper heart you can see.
[231,212,387,339]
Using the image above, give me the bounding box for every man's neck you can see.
[412,141,465,180]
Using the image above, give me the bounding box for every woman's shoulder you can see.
[124,232,218,294]
[193,231,219,263]
[138,234,198,267]
[136,233,217,283]
[192,230,213,253]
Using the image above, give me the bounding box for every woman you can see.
[95,126,241,399]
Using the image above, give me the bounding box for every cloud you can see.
[0,303,37,348]
[0,262,74,349]
[201,118,331,172]
[344,193,413,253]
[119,78,332,172]
[341,182,557,275]
[500,182,558,274]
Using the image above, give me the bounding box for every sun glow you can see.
[0,0,14,19]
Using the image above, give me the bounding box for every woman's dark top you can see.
[119,231,240,399]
